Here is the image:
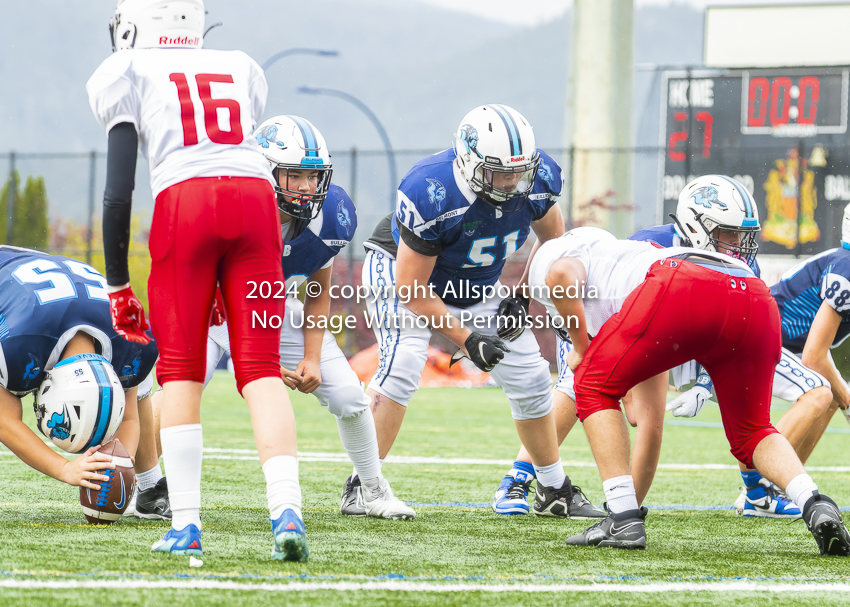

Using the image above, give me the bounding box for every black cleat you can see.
[340,475,367,516]
[565,506,647,550]
[135,477,172,520]
[802,492,850,556]
[533,478,606,519]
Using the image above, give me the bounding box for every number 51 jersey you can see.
[0,248,158,395]
[86,48,273,199]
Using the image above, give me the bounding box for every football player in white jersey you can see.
[87,0,307,561]
[203,116,414,520]
[530,228,850,555]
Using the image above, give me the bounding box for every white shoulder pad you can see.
[86,51,140,134]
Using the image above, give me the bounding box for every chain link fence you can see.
[6,145,845,366]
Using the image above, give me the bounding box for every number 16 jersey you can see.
[86,48,273,198]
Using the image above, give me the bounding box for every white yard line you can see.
[4,447,850,472]
[2,579,850,593]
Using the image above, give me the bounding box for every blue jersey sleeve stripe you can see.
[488,104,521,156]
[289,115,319,158]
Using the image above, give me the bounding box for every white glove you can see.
[666,385,711,418]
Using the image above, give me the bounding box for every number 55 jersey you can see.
[0,247,158,395]
[771,247,850,352]
[86,48,273,198]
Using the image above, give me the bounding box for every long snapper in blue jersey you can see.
[628,223,762,278]
[281,184,357,291]
[392,148,562,306]
[771,247,850,352]
[0,247,157,395]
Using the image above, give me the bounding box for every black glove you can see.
[496,295,530,341]
[451,332,510,372]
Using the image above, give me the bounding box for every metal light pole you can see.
[261,48,339,72]
[297,86,397,212]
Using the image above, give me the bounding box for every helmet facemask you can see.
[470,154,540,214]
[677,208,760,266]
[272,164,333,221]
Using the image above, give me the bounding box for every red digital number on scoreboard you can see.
[667,112,714,162]
[747,76,819,127]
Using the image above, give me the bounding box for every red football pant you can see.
[148,177,284,393]
[574,259,782,468]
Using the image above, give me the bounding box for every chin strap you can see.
[669,213,694,248]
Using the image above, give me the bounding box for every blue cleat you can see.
[742,478,801,519]
[151,524,202,556]
[492,463,535,515]
[271,509,309,562]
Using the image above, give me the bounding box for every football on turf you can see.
[79,439,136,525]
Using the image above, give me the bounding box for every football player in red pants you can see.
[529,227,850,555]
[87,0,306,561]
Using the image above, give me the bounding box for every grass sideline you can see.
[2,372,850,606]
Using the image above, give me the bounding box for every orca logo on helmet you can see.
[458,124,483,159]
[47,405,72,441]
[256,125,287,150]
[691,186,727,210]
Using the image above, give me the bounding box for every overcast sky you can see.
[413,0,824,27]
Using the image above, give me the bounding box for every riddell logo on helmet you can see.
[510,155,525,163]
[159,36,200,46]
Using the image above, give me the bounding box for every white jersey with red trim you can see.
[87,48,273,198]
[529,227,753,337]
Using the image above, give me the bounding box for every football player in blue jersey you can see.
[361,104,605,519]
[198,115,415,525]
[494,175,825,518]
[0,246,162,507]
[765,202,850,458]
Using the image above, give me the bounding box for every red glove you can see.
[209,286,226,327]
[108,286,151,345]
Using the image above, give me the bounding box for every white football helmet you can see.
[454,104,540,213]
[34,354,126,454]
[672,175,760,265]
[842,202,850,248]
[254,116,334,220]
[109,0,205,52]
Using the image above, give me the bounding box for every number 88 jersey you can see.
[86,49,273,199]
[771,247,850,352]
[0,247,158,395]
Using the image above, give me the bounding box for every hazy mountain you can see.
[0,0,703,228]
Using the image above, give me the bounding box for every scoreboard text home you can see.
[661,68,849,256]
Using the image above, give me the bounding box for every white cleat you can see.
[359,478,416,520]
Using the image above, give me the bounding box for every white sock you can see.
[533,460,567,489]
[337,408,382,483]
[352,458,383,481]
[263,455,302,521]
[136,463,163,492]
[785,473,818,511]
[603,475,639,514]
[160,424,203,531]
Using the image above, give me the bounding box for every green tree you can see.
[12,175,49,249]
[0,169,21,244]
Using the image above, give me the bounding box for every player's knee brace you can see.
[326,385,370,419]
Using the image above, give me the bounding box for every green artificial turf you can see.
[2,372,850,606]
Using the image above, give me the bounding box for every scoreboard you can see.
[661,67,850,255]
